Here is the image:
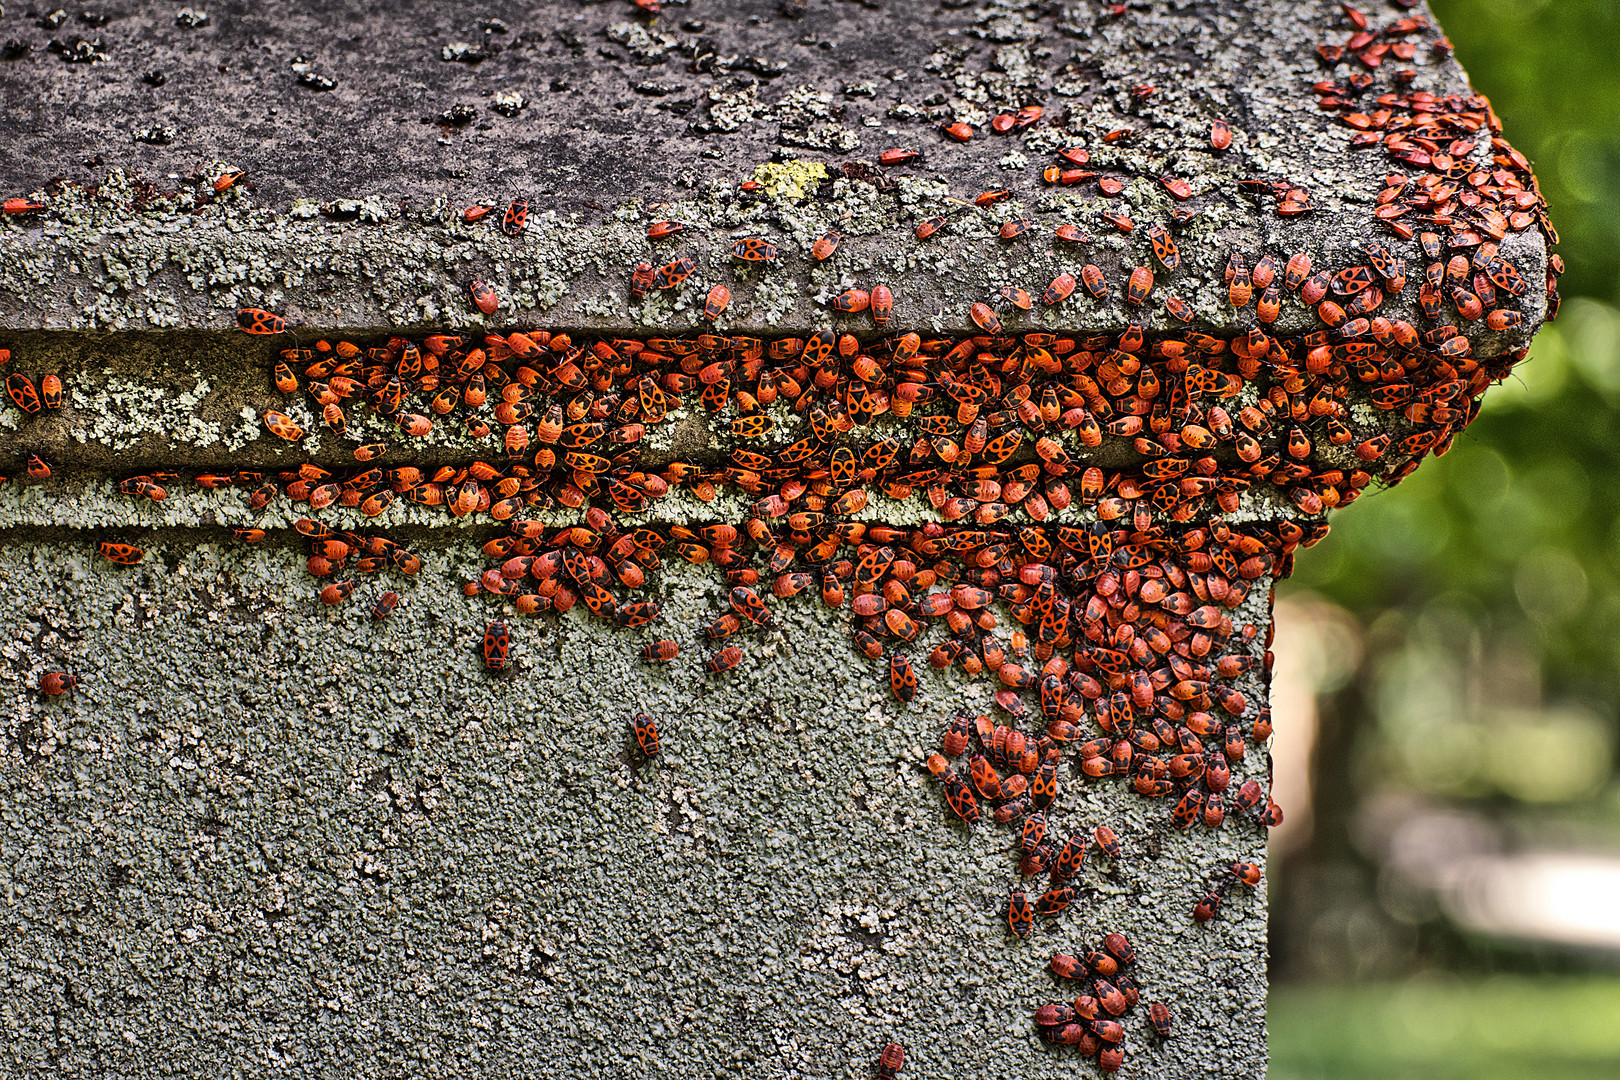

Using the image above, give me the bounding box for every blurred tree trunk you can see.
[1270,666,1374,979]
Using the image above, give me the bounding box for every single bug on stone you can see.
[1008,890,1034,936]
[703,285,730,319]
[1081,265,1107,299]
[641,640,679,663]
[482,620,510,671]
[811,228,842,261]
[263,410,305,441]
[630,261,655,298]
[6,373,41,414]
[371,590,399,620]
[1126,267,1154,306]
[236,308,285,335]
[1147,226,1180,270]
[969,302,1002,334]
[889,654,917,702]
[730,237,778,261]
[97,541,144,565]
[502,198,528,236]
[653,257,695,290]
[876,1042,904,1080]
[706,646,742,674]
[632,713,660,757]
[831,288,870,313]
[40,672,78,695]
[468,280,499,315]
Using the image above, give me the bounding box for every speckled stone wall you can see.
[0,540,1269,1079]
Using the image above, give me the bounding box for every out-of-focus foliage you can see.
[1287,0,1620,808]
[1271,976,1620,1080]
[1290,300,1620,802]
[1428,0,1620,304]
[1272,0,1620,988]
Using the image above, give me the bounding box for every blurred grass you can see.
[1270,977,1620,1080]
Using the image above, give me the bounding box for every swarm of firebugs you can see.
[1033,930,1160,1071]
[0,1,1558,1072]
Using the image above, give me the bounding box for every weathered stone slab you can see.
[0,1,1545,344]
[0,544,1269,1079]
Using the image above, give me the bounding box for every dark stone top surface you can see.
[0,1,1548,346]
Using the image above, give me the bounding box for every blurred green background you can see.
[1268,1,1620,1076]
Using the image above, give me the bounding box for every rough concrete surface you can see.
[0,543,1269,1079]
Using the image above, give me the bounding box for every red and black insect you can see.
[1147,226,1180,271]
[482,620,510,671]
[730,237,778,261]
[1330,265,1378,296]
[831,289,870,314]
[40,672,78,695]
[97,541,145,565]
[969,302,1001,335]
[1008,890,1034,937]
[889,653,917,702]
[630,261,656,298]
[1126,267,1154,306]
[6,373,41,414]
[502,198,528,236]
[236,308,286,335]
[876,1042,904,1080]
[632,713,660,757]
[653,257,696,290]
[319,580,356,605]
[468,280,499,316]
[707,646,742,674]
[263,410,305,441]
[641,640,679,662]
[371,590,399,620]
[703,285,730,319]
[811,228,841,261]
[871,284,893,326]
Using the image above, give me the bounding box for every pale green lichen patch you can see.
[750,159,831,202]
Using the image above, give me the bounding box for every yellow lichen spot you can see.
[750,160,830,201]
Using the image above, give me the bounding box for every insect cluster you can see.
[1034,930,1165,1071]
[7,291,1522,1068]
[0,0,1562,1073]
